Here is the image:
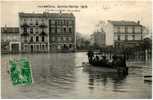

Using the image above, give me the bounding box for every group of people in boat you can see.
[87,50,126,68]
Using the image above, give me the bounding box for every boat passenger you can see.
[87,50,94,63]
[116,57,122,67]
[92,55,100,64]
[100,56,108,66]
[112,55,118,67]
[95,56,100,63]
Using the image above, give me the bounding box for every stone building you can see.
[104,20,143,48]
[1,27,21,53]
[90,30,105,48]
[48,12,75,52]
[19,12,75,52]
[19,12,49,53]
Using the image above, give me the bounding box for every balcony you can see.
[21,23,29,28]
[39,31,47,36]
[39,23,47,28]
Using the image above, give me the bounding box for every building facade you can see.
[1,27,21,53]
[48,13,75,51]
[104,20,143,48]
[90,31,106,48]
[19,12,75,52]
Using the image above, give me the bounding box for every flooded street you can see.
[1,52,152,99]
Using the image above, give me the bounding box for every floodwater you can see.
[1,52,152,99]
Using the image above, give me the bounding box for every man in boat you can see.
[100,56,108,66]
[95,55,100,64]
[112,55,117,67]
[87,50,94,64]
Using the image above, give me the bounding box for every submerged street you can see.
[1,52,152,99]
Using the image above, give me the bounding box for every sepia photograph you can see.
[1,0,152,99]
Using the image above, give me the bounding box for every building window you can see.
[36,20,38,25]
[51,28,55,33]
[52,37,55,41]
[63,27,66,33]
[64,20,67,25]
[51,20,55,24]
[42,45,44,50]
[56,20,59,25]
[57,28,61,33]
[125,35,128,40]
[127,27,133,33]
[117,35,120,40]
[23,27,27,33]
[62,20,64,25]
[69,28,72,33]
[66,37,69,41]
[117,26,120,33]
[120,26,125,33]
[57,20,61,25]
[63,37,66,41]
[135,26,141,33]
[68,20,73,25]
[36,36,39,42]
[131,27,134,33]
[57,37,61,42]
[69,44,72,48]
[125,27,128,33]
[35,28,39,34]
[68,37,72,41]
[30,28,33,33]
[42,36,45,42]
[132,35,135,40]
[30,37,33,42]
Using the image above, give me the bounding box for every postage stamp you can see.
[9,58,33,85]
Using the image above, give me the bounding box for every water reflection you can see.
[87,71,127,91]
[31,53,76,95]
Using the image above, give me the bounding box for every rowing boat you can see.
[82,62,128,75]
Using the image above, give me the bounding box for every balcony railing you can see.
[39,23,47,28]
[39,31,47,36]
[21,23,29,28]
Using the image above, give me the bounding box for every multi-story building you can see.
[48,12,75,51]
[19,12,75,52]
[104,20,143,48]
[19,12,49,53]
[90,30,106,48]
[1,26,21,53]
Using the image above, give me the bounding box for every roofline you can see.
[108,20,142,26]
[18,12,75,18]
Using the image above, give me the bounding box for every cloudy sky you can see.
[0,0,152,37]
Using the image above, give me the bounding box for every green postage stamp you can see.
[9,58,33,85]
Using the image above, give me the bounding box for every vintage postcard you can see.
[1,0,152,99]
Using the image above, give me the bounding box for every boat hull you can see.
[82,62,128,75]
